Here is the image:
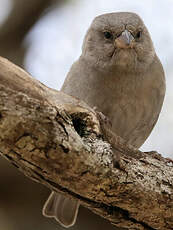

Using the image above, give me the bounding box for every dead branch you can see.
[0,56,172,230]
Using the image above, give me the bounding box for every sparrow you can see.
[42,12,166,228]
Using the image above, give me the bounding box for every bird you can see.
[42,12,166,228]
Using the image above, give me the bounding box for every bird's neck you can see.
[80,54,151,77]
[76,56,143,107]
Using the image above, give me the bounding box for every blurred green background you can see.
[0,0,172,229]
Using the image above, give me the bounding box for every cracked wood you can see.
[0,57,172,230]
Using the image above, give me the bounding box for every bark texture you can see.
[0,57,172,230]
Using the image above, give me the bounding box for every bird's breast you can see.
[84,74,162,148]
[62,60,164,149]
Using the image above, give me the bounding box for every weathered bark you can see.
[0,57,172,230]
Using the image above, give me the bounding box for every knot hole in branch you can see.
[71,113,88,137]
[0,112,3,121]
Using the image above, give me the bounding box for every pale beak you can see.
[115,29,134,48]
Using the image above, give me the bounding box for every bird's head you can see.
[82,12,155,73]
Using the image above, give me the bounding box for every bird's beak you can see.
[115,29,134,49]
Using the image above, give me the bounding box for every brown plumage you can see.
[43,12,166,227]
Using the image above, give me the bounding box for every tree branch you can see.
[0,56,172,230]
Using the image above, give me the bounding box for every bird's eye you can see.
[136,31,142,39]
[104,31,113,39]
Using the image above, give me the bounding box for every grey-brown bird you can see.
[42,12,166,227]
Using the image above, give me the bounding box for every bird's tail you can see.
[42,192,80,228]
